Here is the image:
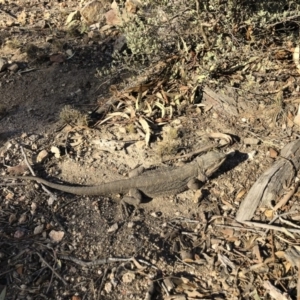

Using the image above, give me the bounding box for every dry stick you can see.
[20,146,56,199]
[268,211,300,225]
[273,182,299,211]
[215,224,264,234]
[264,211,300,237]
[59,255,131,267]
[241,221,300,234]
[0,9,17,19]
[98,267,109,300]
[263,280,292,300]
[18,68,38,74]
[35,252,67,286]
[297,261,300,300]
[175,255,195,270]
[20,147,35,175]
[199,24,210,48]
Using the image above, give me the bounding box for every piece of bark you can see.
[236,139,300,222]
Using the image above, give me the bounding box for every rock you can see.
[244,137,260,145]
[8,63,19,72]
[81,0,111,25]
[34,225,44,235]
[105,9,122,26]
[0,58,8,72]
[122,272,135,283]
[113,35,127,52]
[107,222,119,233]
[66,49,73,57]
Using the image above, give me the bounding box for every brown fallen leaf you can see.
[294,104,300,126]
[7,164,28,176]
[236,189,246,200]
[50,54,66,63]
[269,148,278,158]
[208,132,232,144]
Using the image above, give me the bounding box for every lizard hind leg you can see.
[121,188,143,217]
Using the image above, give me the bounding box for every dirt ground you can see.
[1,1,300,300]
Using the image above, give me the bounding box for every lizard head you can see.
[196,151,227,177]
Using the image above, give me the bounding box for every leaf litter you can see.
[1,0,300,299]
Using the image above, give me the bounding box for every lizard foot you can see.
[120,188,142,217]
[187,178,202,190]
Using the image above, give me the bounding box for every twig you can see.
[18,68,38,74]
[20,147,35,175]
[241,221,300,234]
[297,260,300,300]
[199,24,210,48]
[0,9,17,19]
[273,182,299,211]
[35,252,67,286]
[20,146,56,199]
[175,255,195,270]
[264,211,300,236]
[264,280,292,300]
[59,255,131,267]
[215,224,264,233]
[97,268,108,300]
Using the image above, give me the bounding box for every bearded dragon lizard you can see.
[2,151,226,206]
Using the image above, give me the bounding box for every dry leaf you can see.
[7,164,28,176]
[264,209,274,219]
[294,104,300,125]
[236,189,246,200]
[18,213,27,224]
[51,146,61,158]
[139,117,151,146]
[49,54,66,63]
[287,111,294,127]
[15,264,23,275]
[154,101,165,118]
[65,10,81,25]
[208,132,232,144]
[99,112,130,125]
[36,150,49,163]
[268,148,278,158]
[5,192,14,200]
[252,244,263,263]
[264,281,292,300]
[9,214,17,224]
[275,251,285,258]
[293,45,300,73]
[34,225,44,235]
[283,261,292,273]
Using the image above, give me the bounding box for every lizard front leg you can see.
[187,171,208,190]
[187,178,202,190]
